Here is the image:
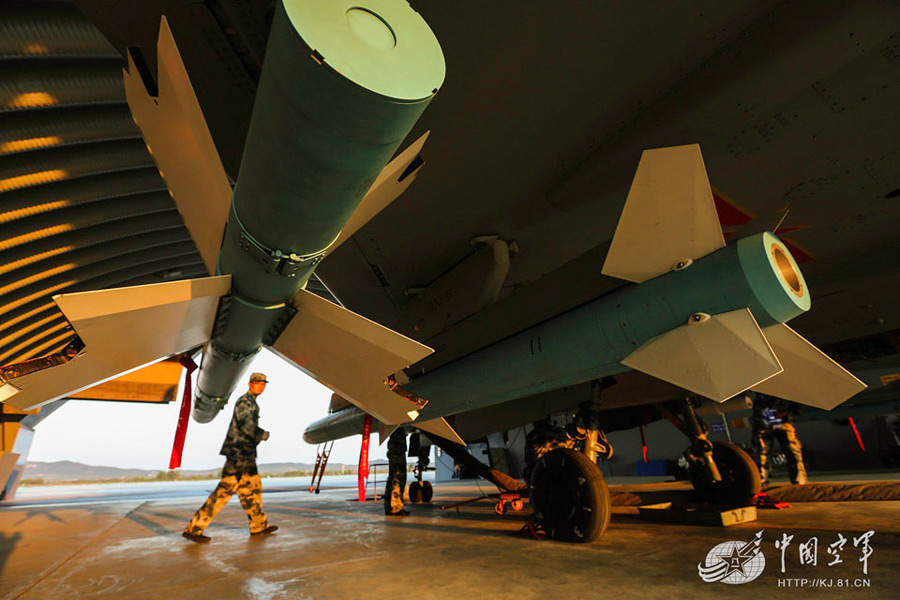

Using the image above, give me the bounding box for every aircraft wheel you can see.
[408,481,422,503]
[529,448,611,543]
[689,441,761,504]
[421,481,433,502]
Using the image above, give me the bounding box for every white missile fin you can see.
[123,17,232,276]
[621,308,783,402]
[0,276,231,411]
[269,289,434,425]
[752,324,866,409]
[414,417,466,446]
[378,423,400,446]
[326,132,430,256]
[602,144,725,283]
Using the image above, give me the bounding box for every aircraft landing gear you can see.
[408,433,434,503]
[529,447,611,543]
[408,480,433,503]
[666,398,760,504]
[528,392,613,543]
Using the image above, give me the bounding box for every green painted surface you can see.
[407,233,810,420]
[737,232,810,326]
[195,0,444,411]
[219,0,443,306]
[284,0,445,100]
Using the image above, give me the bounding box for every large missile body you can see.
[193,1,445,420]
[404,232,804,418]
[0,1,443,427]
[302,144,864,445]
[303,231,813,443]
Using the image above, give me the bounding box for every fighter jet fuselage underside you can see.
[1,1,898,541]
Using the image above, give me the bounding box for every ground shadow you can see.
[0,530,22,581]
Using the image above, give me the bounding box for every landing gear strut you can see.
[665,398,760,504]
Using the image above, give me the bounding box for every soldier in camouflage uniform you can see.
[384,428,409,516]
[183,373,278,543]
[751,392,808,485]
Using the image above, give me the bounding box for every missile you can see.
[190,0,444,421]
[0,1,449,432]
[304,145,866,444]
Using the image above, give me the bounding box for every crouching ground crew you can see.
[384,428,409,516]
[183,373,278,543]
[751,392,808,485]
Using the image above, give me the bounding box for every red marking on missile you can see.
[712,187,755,227]
[712,188,815,263]
[781,238,814,264]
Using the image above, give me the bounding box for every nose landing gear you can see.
[664,398,761,504]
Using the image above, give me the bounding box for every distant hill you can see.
[23,460,358,482]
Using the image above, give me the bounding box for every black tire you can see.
[689,441,761,504]
[529,448,611,543]
[408,481,422,503]
[421,481,433,502]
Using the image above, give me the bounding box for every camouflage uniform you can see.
[384,429,407,515]
[185,391,270,535]
[751,394,808,485]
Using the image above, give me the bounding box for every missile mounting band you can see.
[229,199,339,278]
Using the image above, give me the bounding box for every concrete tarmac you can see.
[1,477,898,599]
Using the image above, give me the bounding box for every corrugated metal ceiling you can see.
[0,1,205,368]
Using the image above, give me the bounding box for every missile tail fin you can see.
[378,422,399,446]
[415,417,466,445]
[621,308,783,402]
[751,324,866,409]
[123,17,232,276]
[0,276,230,411]
[602,144,725,283]
[325,132,431,257]
[269,289,434,426]
[66,358,184,403]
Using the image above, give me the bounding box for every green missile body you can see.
[303,231,809,442]
[193,0,445,421]
[406,232,806,418]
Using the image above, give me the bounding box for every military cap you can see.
[249,373,269,383]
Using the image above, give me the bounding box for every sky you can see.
[26,348,387,470]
